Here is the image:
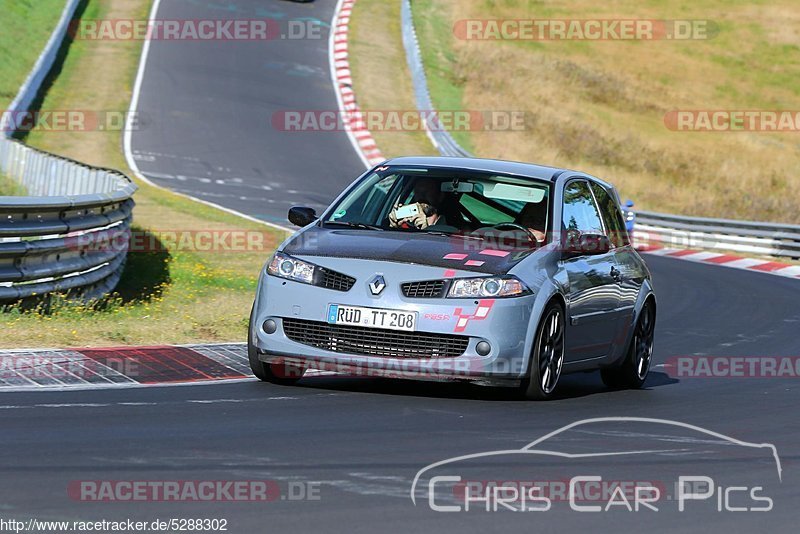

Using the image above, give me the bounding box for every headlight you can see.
[447,276,529,298]
[267,252,315,284]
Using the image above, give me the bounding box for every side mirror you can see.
[624,199,634,208]
[288,206,317,227]
[562,230,612,259]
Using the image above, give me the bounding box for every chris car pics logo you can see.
[411,417,781,513]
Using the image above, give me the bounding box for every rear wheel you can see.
[248,310,305,385]
[518,301,565,400]
[601,299,655,389]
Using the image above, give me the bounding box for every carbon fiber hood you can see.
[281,226,536,275]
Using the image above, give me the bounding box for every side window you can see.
[562,180,604,235]
[590,182,630,247]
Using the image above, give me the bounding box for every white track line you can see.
[123,0,290,233]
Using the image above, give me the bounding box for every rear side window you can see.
[590,182,630,247]
[562,180,604,234]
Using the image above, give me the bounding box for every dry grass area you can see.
[1,0,285,348]
[348,0,437,158]
[404,0,800,222]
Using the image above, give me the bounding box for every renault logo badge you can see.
[369,275,386,295]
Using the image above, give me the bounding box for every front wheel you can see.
[601,299,655,389]
[517,302,565,400]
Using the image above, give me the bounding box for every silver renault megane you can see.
[249,157,656,399]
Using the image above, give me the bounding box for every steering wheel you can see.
[491,222,538,243]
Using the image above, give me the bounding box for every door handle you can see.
[610,266,622,282]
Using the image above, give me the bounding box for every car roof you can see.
[382,156,570,182]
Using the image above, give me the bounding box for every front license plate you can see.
[327,304,417,332]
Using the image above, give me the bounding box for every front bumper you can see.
[251,257,537,386]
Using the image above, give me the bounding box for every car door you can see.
[589,182,642,332]
[561,179,621,361]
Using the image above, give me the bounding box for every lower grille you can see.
[402,280,447,298]
[282,318,469,359]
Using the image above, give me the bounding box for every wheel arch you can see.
[634,282,657,326]
[609,283,656,368]
[518,283,568,379]
[547,291,567,314]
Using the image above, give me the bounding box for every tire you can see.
[248,308,305,385]
[517,301,565,400]
[601,298,655,389]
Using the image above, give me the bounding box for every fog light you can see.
[263,319,277,334]
[476,341,491,356]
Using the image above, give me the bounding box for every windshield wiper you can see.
[442,231,485,241]
[390,228,485,240]
[323,221,384,231]
[422,230,475,239]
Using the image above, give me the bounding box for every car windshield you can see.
[323,166,551,241]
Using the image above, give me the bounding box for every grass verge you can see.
[0,0,286,348]
[0,172,27,196]
[0,0,67,110]
[348,0,437,158]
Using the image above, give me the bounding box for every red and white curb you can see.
[641,246,800,279]
[0,344,249,391]
[0,344,338,391]
[330,0,384,168]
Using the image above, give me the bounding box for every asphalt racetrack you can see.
[127,0,364,224]
[2,0,798,532]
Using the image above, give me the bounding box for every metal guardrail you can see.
[0,139,137,302]
[401,0,470,158]
[401,0,800,262]
[634,211,800,259]
[0,0,137,303]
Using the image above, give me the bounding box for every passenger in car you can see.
[515,200,548,243]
